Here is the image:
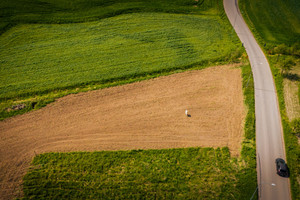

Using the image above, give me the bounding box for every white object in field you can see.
[185,110,188,116]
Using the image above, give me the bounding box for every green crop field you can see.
[21,147,255,200]
[0,13,240,100]
[239,0,300,45]
[0,0,242,120]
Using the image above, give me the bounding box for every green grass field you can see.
[239,0,300,199]
[0,12,240,100]
[0,0,242,120]
[239,0,300,45]
[22,147,254,200]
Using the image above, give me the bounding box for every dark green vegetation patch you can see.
[0,0,221,33]
[0,0,242,120]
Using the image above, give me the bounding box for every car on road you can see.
[275,158,289,177]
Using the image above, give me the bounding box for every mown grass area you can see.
[20,63,257,199]
[239,0,300,199]
[0,0,242,120]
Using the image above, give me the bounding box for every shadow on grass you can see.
[283,73,300,82]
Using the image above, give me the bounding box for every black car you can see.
[275,158,289,177]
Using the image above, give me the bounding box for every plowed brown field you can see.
[0,65,245,199]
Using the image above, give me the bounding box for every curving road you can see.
[223,0,291,199]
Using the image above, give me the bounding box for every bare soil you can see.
[0,65,245,199]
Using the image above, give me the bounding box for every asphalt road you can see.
[223,0,291,199]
